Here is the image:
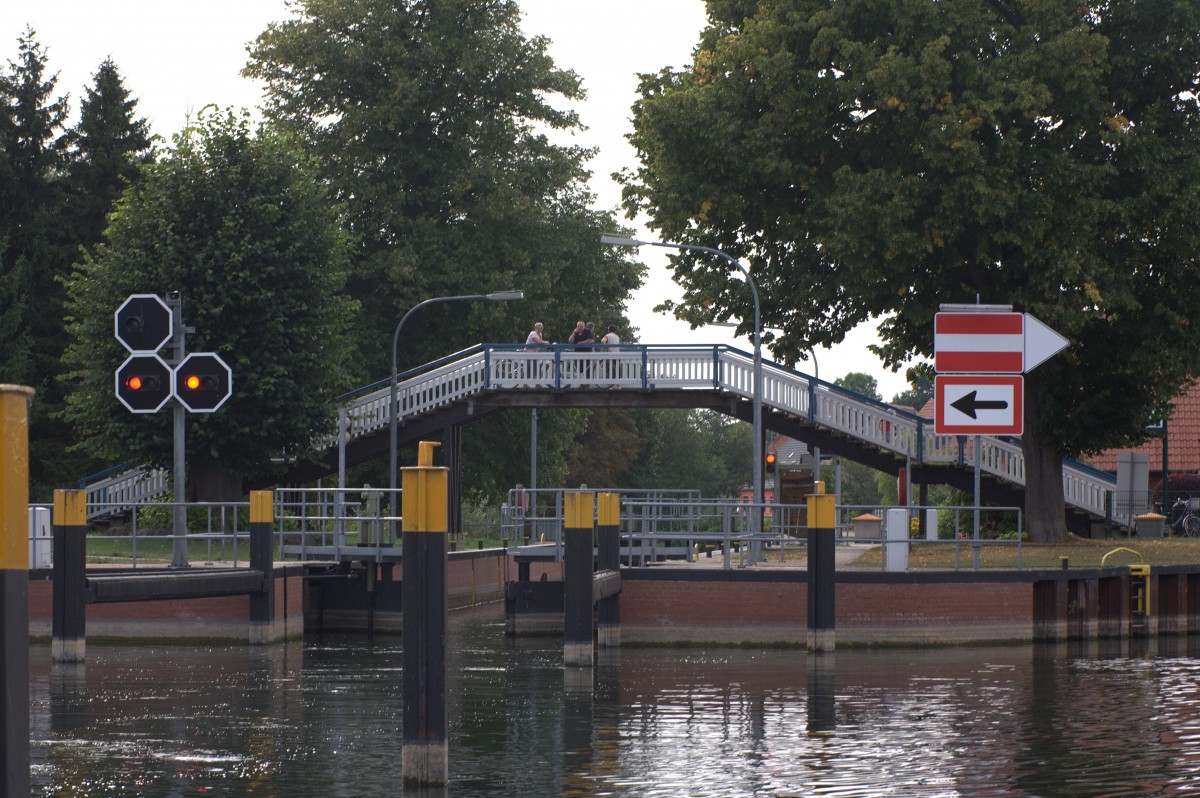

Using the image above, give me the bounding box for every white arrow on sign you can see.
[1023,313,1069,373]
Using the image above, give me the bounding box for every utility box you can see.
[925,508,939,541]
[884,508,909,572]
[28,506,51,569]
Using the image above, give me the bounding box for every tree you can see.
[0,28,77,497]
[244,0,643,379]
[63,58,155,255]
[891,365,935,411]
[245,0,645,499]
[836,372,880,402]
[61,109,358,499]
[622,0,1200,541]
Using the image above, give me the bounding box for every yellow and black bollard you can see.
[807,484,836,653]
[596,492,621,648]
[249,491,275,644]
[401,442,449,787]
[52,489,88,664]
[564,491,596,667]
[1,384,34,797]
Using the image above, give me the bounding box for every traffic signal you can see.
[115,354,173,413]
[115,294,173,353]
[173,352,233,413]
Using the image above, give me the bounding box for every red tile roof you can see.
[1088,381,1200,473]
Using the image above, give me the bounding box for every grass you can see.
[831,534,1200,570]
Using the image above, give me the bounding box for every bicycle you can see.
[1167,497,1200,537]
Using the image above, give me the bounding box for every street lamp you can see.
[600,233,764,538]
[389,290,524,532]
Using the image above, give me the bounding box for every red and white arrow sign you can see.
[935,375,1023,435]
[934,312,1068,374]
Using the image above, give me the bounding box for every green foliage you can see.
[622,409,752,497]
[891,365,934,409]
[835,372,881,402]
[61,109,358,497]
[623,0,1200,539]
[63,58,156,256]
[245,0,643,381]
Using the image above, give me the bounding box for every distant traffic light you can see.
[115,354,173,413]
[173,352,233,413]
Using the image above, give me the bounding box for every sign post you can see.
[933,305,1069,544]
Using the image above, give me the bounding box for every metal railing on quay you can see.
[70,500,252,569]
[274,486,399,562]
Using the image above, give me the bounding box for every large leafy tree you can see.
[244,0,642,375]
[623,0,1200,540]
[61,110,357,499]
[244,0,643,497]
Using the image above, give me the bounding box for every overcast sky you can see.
[1,0,913,398]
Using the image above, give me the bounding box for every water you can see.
[28,608,1200,796]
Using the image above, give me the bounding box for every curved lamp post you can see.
[600,233,764,538]
[389,290,524,531]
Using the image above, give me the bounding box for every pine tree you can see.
[0,27,69,387]
[63,58,154,254]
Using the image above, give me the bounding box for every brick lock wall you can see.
[838,583,1032,627]
[621,579,806,627]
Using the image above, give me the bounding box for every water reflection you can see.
[28,609,1200,796]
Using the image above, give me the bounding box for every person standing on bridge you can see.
[567,321,593,383]
[524,322,551,384]
[601,324,621,381]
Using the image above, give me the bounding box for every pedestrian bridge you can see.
[88,343,1120,529]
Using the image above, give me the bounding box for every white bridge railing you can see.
[82,344,1118,526]
[335,344,1118,525]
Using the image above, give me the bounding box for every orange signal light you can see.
[185,374,201,390]
[766,452,776,465]
[127,376,144,391]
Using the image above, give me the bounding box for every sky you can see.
[1,0,913,399]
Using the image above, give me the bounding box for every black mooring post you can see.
[52,488,87,664]
[807,487,836,653]
[596,492,620,648]
[249,490,275,644]
[564,491,595,667]
[401,442,449,787]
[1,385,34,798]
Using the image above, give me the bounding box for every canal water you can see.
[28,607,1200,796]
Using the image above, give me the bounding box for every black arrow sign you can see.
[951,391,1009,419]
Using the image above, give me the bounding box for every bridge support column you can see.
[443,423,463,540]
[52,489,87,664]
[249,491,275,644]
[564,491,595,667]
[401,442,449,787]
[1,385,33,798]
[597,492,620,648]
[807,487,836,653]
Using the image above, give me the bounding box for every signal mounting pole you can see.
[167,293,188,569]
